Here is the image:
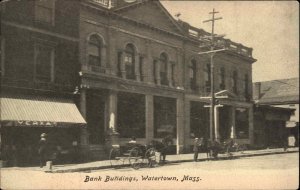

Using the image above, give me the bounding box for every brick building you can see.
[0,0,256,163]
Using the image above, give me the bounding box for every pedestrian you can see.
[38,133,47,168]
[193,138,200,162]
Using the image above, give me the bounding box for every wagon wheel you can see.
[237,144,247,153]
[129,147,142,170]
[145,148,157,167]
[109,148,123,168]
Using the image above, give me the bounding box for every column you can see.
[230,106,236,139]
[145,94,154,143]
[249,105,254,145]
[184,100,191,152]
[108,28,117,75]
[107,90,119,145]
[155,60,161,85]
[108,90,118,133]
[214,106,220,140]
[80,88,89,147]
[145,40,153,84]
[176,49,184,88]
[120,52,126,79]
[176,97,185,154]
[134,54,141,81]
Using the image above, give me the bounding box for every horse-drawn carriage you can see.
[199,138,248,159]
[109,135,173,169]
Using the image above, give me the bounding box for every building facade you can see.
[253,78,299,147]
[1,0,256,163]
[0,0,85,166]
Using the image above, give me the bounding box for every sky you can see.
[161,1,299,82]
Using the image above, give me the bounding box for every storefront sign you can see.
[15,121,57,126]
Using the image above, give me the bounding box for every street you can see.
[1,153,299,189]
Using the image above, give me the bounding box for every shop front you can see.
[0,95,86,167]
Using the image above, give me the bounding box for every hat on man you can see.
[40,133,47,138]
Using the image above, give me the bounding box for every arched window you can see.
[189,59,197,90]
[219,67,225,90]
[160,53,168,86]
[124,44,135,80]
[88,34,102,67]
[205,63,211,93]
[232,70,238,94]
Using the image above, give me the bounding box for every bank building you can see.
[0,0,256,165]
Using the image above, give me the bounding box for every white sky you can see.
[161,1,299,82]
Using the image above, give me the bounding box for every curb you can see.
[48,150,299,173]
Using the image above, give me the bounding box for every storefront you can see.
[0,95,86,167]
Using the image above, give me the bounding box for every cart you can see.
[109,143,157,169]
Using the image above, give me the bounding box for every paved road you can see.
[1,153,299,190]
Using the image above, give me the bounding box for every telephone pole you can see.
[200,9,224,141]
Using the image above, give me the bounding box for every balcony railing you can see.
[214,39,253,58]
[82,64,107,74]
[92,0,109,6]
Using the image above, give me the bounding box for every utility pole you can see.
[200,9,224,141]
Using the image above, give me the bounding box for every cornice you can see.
[81,1,190,41]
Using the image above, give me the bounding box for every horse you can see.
[149,135,173,163]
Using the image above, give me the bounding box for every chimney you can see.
[253,82,261,100]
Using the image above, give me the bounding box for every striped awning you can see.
[0,96,86,127]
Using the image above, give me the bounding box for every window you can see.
[124,44,135,80]
[35,0,55,24]
[232,70,238,94]
[171,63,176,86]
[117,93,145,138]
[205,64,211,93]
[154,96,176,138]
[160,53,168,86]
[235,108,249,139]
[35,44,54,82]
[219,67,226,90]
[139,56,144,81]
[117,52,122,77]
[153,60,157,83]
[244,74,249,99]
[88,35,102,67]
[189,59,197,90]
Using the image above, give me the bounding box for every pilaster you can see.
[249,105,254,145]
[145,94,154,143]
[176,97,185,154]
[184,100,191,152]
[120,52,126,79]
[80,88,89,146]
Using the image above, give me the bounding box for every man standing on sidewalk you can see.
[193,138,200,162]
[38,133,47,168]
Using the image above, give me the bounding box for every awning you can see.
[0,96,86,127]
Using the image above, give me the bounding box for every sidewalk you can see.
[1,147,298,173]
